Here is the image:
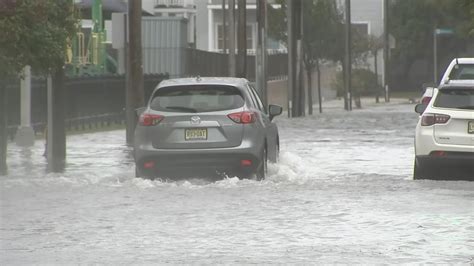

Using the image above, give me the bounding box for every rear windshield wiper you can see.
[164,106,198,113]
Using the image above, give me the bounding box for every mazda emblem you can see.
[190,116,201,124]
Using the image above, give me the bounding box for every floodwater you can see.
[1,101,473,264]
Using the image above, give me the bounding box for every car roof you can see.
[157,77,249,88]
[438,83,474,90]
[451,58,474,64]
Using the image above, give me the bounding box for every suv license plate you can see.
[185,128,207,140]
[469,121,474,134]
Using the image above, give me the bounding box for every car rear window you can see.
[433,88,474,110]
[150,85,245,113]
[448,64,474,80]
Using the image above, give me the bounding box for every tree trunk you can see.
[355,94,362,108]
[0,81,8,175]
[47,67,66,172]
[374,50,379,103]
[341,61,348,110]
[316,61,322,113]
[298,40,305,116]
[306,67,313,115]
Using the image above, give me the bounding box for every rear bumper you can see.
[134,141,263,177]
[416,152,474,167]
[416,153,474,180]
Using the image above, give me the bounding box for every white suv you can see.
[414,84,474,180]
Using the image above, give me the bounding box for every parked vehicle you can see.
[439,58,474,86]
[133,77,283,180]
[420,85,435,105]
[413,83,474,180]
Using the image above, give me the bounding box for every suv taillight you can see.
[228,111,256,124]
[421,113,450,126]
[139,113,164,126]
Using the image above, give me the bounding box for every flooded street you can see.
[1,101,473,264]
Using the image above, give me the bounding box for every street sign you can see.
[435,28,454,35]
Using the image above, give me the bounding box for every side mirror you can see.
[415,104,427,114]
[135,107,146,118]
[269,104,283,121]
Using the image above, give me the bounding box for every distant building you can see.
[347,0,387,85]
[142,0,283,52]
[143,0,197,48]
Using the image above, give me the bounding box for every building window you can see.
[352,22,369,37]
[217,24,253,50]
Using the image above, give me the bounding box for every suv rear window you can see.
[433,88,474,110]
[150,85,244,113]
[448,64,474,80]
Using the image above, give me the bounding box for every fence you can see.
[6,74,168,139]
[184,48,288,81]
[6,48,288,139]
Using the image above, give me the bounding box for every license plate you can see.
[469,121,474,134]
[185,128,207,140]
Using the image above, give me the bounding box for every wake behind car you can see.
[133,77,282,180]
[414,83,474,180]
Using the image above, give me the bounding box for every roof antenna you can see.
[456,58,459,65]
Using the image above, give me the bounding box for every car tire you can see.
[269,140,279,164]
[135,166,142,178]
[135,166,153,180]
[256,147,267,181]
[413,159,426,180]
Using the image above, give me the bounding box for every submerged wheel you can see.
[256,148,267,181]
[413,159,426,180]
[272,141,280,163]
[135,166,142,178]
[135,166,154,180]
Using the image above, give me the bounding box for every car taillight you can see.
[228,111,256,124]
[143,161,155,169]
[421,113,450,126]
[139,113,164,126]
[421,96,432,105]
[240,159,252,166]
[430,151,446,157]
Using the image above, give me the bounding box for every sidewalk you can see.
[287,96,415,113]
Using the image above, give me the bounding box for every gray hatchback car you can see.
[133,77,283,180]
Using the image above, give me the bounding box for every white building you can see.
[348,0,389,85]
[143,0,283,52]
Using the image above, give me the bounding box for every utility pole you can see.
[237,0,247,78]
[229,0,236,77]
[287,0,303,117]
[383,0,390,102]
[222,0,227,55]
[344,0,352,111]
[298,0,306,116]
[287,0,294,117]
[297,0,304,116]
[433,29,438,84]
[0,81,7,175]
[126,0,144,145]
[47,67,66,172]
[256,0,268,106]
